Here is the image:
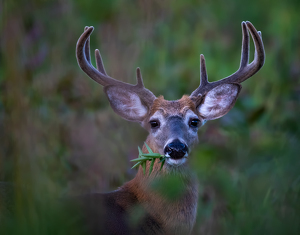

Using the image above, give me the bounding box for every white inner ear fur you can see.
[106,87,147,121]
[198,84,239,120]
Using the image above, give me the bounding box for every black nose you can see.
[164,139,188,159]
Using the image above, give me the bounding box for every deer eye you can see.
[149,120,160,129]
[189,119,200,128]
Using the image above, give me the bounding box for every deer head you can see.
[76,21,265,170]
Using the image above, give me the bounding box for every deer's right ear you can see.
[104,86,149,122]
[197,83,241,120]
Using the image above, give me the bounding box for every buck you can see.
[75,21,265,235]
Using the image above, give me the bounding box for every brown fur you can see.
[150,95,197,116]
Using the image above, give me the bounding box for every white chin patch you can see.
[165,154,188,166]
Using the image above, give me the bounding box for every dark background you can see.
[1,0,300,234]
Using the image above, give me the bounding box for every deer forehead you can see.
[150,95,197,117]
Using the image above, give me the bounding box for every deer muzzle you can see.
[164,139,188,159]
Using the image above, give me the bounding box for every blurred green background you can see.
[1,0,300,234]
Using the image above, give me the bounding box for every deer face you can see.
[145,96,202,167]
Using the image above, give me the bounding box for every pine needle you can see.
[131,144,166,175]
[144,142,153,154]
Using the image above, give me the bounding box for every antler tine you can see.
[95,49,108,75]
[200,54,209,87]
[190,54,209,97]
[76,26,121,87]
[84,27,91,64]
[246,22,265,72]
[240,21,250,68]
[83,26,108,76]
[190,21,265,97]
[136,67,144,88]
[76,26,156,105]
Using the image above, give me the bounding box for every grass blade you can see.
[131,157,152,162]
[149,158,155,176]
[142,153,162,158]
[142,161,146,175]
[138,146,143,157]
[144,142,153,154]
[131,161,142,169]
[159,158,165,171]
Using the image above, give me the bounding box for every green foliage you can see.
[131,143,166,175]
[1,0,300,234]
[150,174,187,202]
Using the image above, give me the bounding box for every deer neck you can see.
[123,137,199,234]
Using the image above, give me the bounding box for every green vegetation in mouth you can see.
[131,143,167,175]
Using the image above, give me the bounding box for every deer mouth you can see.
[165,154,188,166]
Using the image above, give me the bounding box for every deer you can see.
[75,21,265,235]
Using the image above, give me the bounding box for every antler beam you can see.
[76,26,156,106]
[190,21,265,97]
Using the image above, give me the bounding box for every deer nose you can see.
[164,139,188,160]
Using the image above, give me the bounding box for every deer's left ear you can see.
[197,83,241,120]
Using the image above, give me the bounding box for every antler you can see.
[76,26,156,106]
[190,21,265,97]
